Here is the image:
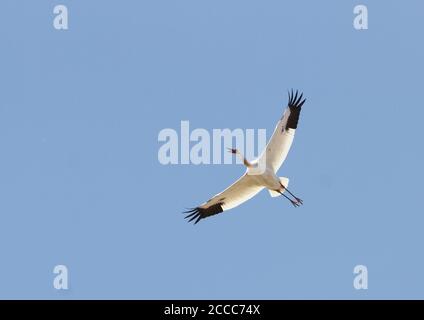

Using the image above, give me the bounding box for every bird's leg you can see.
[277,190,300,207]
[280,184,303,205]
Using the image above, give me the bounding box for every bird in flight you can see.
[184,90,306,224]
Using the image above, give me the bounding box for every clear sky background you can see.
[0,0,423,299]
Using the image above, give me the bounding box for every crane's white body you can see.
[185,90,305,224]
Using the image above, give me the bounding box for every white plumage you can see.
[184,90,306,224]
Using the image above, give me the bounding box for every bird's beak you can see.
[227,148,237,154]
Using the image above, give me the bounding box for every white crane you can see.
[184,90,306,224]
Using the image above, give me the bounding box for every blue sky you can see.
[0,0,423,299]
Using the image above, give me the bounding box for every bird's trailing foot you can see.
[278,190,302,207]
[290,199,301,207]
[295,197,303,205]
[282,185,303,206]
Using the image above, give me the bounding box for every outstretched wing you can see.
[184,174,263,224]
[259,90,306,172]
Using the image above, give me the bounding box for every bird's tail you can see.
[268,177,290,197]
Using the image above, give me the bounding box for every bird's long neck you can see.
[237,152,253,168]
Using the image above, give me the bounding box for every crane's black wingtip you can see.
[284,89,306,130]
[183,207,202,224]
[288,89,305,109]
[183,203,224,225]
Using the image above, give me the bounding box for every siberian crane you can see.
[184,90,306,224]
